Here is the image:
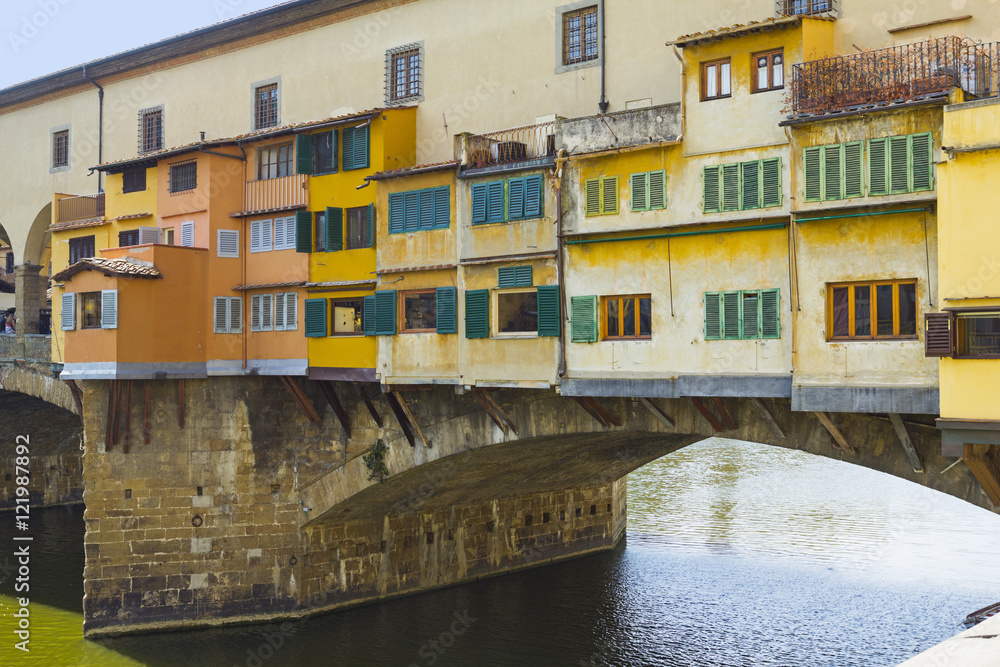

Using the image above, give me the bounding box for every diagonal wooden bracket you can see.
[711,397,737,431]
[690,397,726,433]
[280,376,322,426]
[814,411,856,456]
[472,388,519,435]
[143,380,151,445]
[964,444,1000,506]
[178,379,186,429]
[384,391,417,447]
[354,382,383,428]
[750,397,785,439]
[394,392,430,447]
[888,413,923,473]
[317,380,351,439]
[639,398,675,429]
[63,379,84,422]
[574,396,622,428]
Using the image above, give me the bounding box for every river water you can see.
[2,438,999,666]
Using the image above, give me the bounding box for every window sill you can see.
[827,337,920,342]
[603,337,652,342]
[329,333,366,338]
[313,169,338,177]
[400,329,436,335]
[700,95,733,102]
[751,87,784,94]
[472,216,545,228]
[492,333,539,340]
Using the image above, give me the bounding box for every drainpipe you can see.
[82,66,104,192]
[671,45,686,141]
[555,149,568,378]
[598,0,609,114]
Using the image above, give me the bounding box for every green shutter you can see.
[911,132,933,191]
[508,178,525,220]
[741,291,760,339]
[296,134,313,175]
[703,166,721,213]
[843,142,864,198]
[760,289,781,339]
[465,289,490,339]
[498,266,532,288]
[366,203,375,248]
[374,290,396,335]
[803,147,822,202]
[741,160,760,210]
[471,183,488,224]
[602,176,618,214]
[585,178,602,216]
[889,135,910,194]
[722,291,741,340]
[304,298,327,337]
[648,170,666,210]
[761,158,782,208]
[486,181,505,223]
[433,186,450,228]
[721,164,740,212]
[868,137,888,196]
[342,126,355,171]
[537,285,560,337]
[325,207,343,252]
[388,193,404,233]
[571,295,599,343]
[524,175,544,218]
[823,144,843,200]
[630,172,648,211]
[295,211,312,253]
[436,287,457,334]
[704,292,721,340]
[363,295,376,335]
[418,189,436,230]
[343,125,369,171]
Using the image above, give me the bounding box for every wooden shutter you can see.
[214,297,228,333]
[363,295,376,335]
[418,189,435,230]
[325,207,343,252]
[273,217,287,250]
[525,175,544,217]
[602,176,618,214]
[342,125,369,171]
[295,134,313,175]
[760,289,781,339]
[722,291,741,340]
[342,126,355,170]
[704,292,721,340]
[261,294,273,332]
[304,298,327,338]
[295,211,312,253]
[498,266,532,288]
[842,142,864,198]
[537,285,560,337]
[366,203,375,248]
[824,144,842,200]
[889,135,910,194]
[433,186,450,228]
[403,191,419,232]
[138,226,160,244]
[630,172,648,211]
[61,293,75,331]
[911,132,934,192]
[250,295,261,332]
[741,291,759,339]
[508,178,526,220]
[374,290,396,335]
[868,137,888,196]
[285,293,297,331]
[585,178,602,216]
[274,293,287,331]
[261,218,273,250]
[761,158,782,208]
[471,183,488,224]
[648,171,666,210]
[741,160,760,210]
[250,220,262,253]
[570,295,599,343]
[924,312,954,357]
[99,290,117,329]
[486,181,504,223]
[180,221,194,247]
[465,289,490,339]
[389,193,405,233]
[803,147,822,202]
[721,164,740,212]
[217,229,239,258]
[436,287,457,334]
[703,166,721,213]
[229,297,243,334]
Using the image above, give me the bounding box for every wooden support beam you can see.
[143,380,151,445]
[393,392,430,447]
[63,379,84,421]
[711,397,737,431]
[814,412,856,456]
[105,380,117,451]
[280,376,322,426]
[690,397,726,433]
[123,381,132,454]
[472,388,508,435]
[888,413,924,473]
[473,388,519,435]
[638,398,675,429]
[317,381,351,439]
[178,379,185,429]
[354,383,383,428]
[750,397,785,439]
[964,444,1000,506]
[574,396,621,428]
[384,392,416,447]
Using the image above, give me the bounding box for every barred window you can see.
[138,107,163,154]
[169,160,197,194]
[386,44,423,104]
[254,83,279,130]
[562,6,599,66]
[52,130,69,168]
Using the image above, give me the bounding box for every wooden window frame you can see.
[751,49,784,93]
[700,58,732,101]
[399,289,438,334]
[562,5,599,66]
[257,142,294,181]
[52,129,69,169]
[254,83,279,130]
[826,279,919,341]
[493,287,539,338]
[68,235,95,265]
[330,297,366,337]
[955,312,1000,359]
[138,106,164,154]
[387,44,423,104]
[601,295,652,341]
[312,130,338,175]
[80,291,102,330]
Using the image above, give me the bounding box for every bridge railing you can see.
[0,334,52,364]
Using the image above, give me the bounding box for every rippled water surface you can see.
[2,438,999,666]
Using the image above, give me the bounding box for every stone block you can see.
[190,537,212,554]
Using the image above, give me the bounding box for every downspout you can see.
[555,149,568,378]
[598,0,609,114]
[671,45,686,141]
[82,66,104,192]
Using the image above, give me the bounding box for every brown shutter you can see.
[924,312,954,357]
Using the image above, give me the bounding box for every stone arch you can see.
[22,202,52,268]
[0,367,78,415]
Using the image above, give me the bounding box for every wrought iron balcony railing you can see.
[465,121,556,169]
[56,193,105,223]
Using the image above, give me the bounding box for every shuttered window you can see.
[99,290,118,329]
[295,134,313,176]
[571,295,599,343]
[867,132,934,197]
[537,285,561,337]
[374,290,397,335]
[272,216,297,251]
[274,293,297,331]
[342,125,370,171]
[803,142,865,202]
[471,175,544,224]
[294,211,311,253]
[250,219,271,253]
[704,159,782,213]
[180,221,195,248]
[250,294,274,332]
[630,171,667,212]
[213,297,243,334]
[498,266,532,288]
[924,312,954,358]
[217,230,239,258]
[325,207,344,252]
[304,298,327,338]
[388,187,450,233]
[436,287,457,335]
[465,289,490,339]
[61,293,76,331]
[585,176,618,216]
[704,289,781,340]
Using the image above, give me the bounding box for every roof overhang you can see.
[670,16,813,48]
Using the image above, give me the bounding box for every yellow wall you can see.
[380,268,458,381]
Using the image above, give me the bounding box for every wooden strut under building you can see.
[279,376,322,426]
[639,397,675,429]
[178,379,185,429]
[316,380,351,439]
[472,388,519,435]
[888,413,923,473]
[689,397,727,433]
[964,444,1000,506]
[813,411,857,456]
[574,396,621,428]
[104,380,133,452]
[63,379,84,422]
[750,397,785,439]
[383,391,417,447]
[354,382,383,428]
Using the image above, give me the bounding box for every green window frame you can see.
[703,158,781,213]
[471,175,544,225]
[630,170,667,212]
[704,289,781,341]
[585,176,618,216]
[388,187,450,233]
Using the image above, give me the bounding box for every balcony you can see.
[788,37,1000,118]
[776,0,837,17]
[56,193,105,224]
[464,121,556,170]
[244,174,309,215]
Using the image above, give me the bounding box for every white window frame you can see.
[274,292,298,331]
[217,229,240,258]
[250,219,273,253]
[250,294,274,332]
[273,216,296,251]
[213,296,243,334]
[180,221,195,247]
[492,287,540,339]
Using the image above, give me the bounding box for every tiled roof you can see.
[50,217,108,232]
[369,161,461,181]
[671,15,829,46]
[233,281,306,291]
[52,257,162,282]
[376,263,457,275]
[114,212,153,221]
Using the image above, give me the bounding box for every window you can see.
[119,230,140,247]
[701,59,731,101]
[562,6,598,65]
[828,280,917,340]
[803,142,864,202]
[363,291,398,336]
[603,295,652,340]
[388,187,450,233]
[498,266,533,288]
[254,83,279,130]
[313,131,337,175]
[122,168,147,194]
[496,289,538,336]
[752,50,784,93]
[779,0,833,16]
[138,107,163,154]
[180,221,195,248]
[79,291,116,329]
[314,212,327,253]
[345,207,372,249]
[169,160,197,193]
[250,217,295,253]
[867,133,934,196]
[331,298,365,335]
[585,176,618,216]
[258,143,293,180]
[250,294,274,332]
[401,290,437,333]
[274,293,297,332]
[957,314,1000,358]
[52,129,69,169]
[705,290,781,340]
[217,229,239,258]
[162,228,175,245]
[68,236,95,264]
[250,219,273,253]
[213,297,243,334]
[630,171,667,212]
[471,175,544,225]
[273,216,296,251]
[342,125,370,171]
[386,44,422,104]
[703,158,782,213]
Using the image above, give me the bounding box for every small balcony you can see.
[788,37,1000,118]
[464,121,556,170]
[56,193,105,224]
[776,0,837,17]
[244,174,309,214]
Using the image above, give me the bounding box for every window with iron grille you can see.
[52,129,69,169]
[254,83,279,130]
[777,0,834,16]
[385,44,423,105]
[562,6,599,66]
[257,143,293,180]
[122,168,147,194]
[168,160,197,194]
[138,106,164,154]
[68,236,95,265]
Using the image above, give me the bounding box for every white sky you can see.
[1,0,283,89]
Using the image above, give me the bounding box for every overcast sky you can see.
[1,0,283,89]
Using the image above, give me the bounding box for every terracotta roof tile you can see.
[49,217,109,232]
[52,257,162,282]
[369,161,460,181]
